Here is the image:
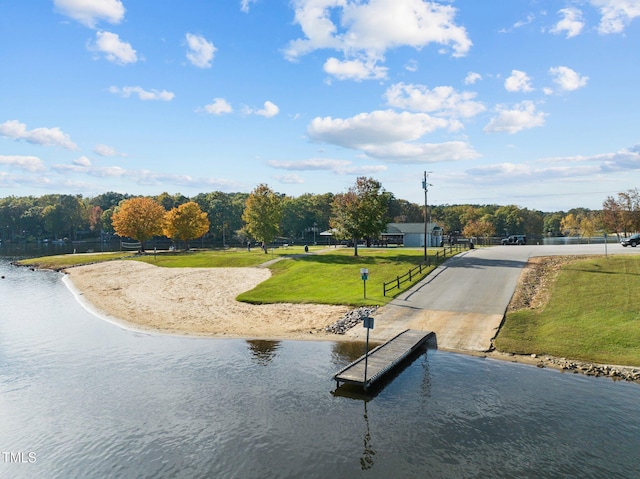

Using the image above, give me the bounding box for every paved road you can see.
[345,243,639,352]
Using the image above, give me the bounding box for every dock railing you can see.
[382,243,468,296]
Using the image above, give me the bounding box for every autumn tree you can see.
[462,219,495,239]
[88,205,103,235]
[163,201,210,250]
[560,213,581,236]
[111,197,165,251]
[603,189,640,235]
[330,177,390,256]
[242,184,283,252]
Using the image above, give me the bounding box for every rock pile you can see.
[325,306,378,335]
[532,355,640,383]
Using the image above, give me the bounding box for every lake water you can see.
[1,259,639,479]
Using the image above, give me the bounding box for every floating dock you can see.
[333,329,434,391]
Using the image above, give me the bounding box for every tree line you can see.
[1,181,638,248]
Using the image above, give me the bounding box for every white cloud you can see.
[464,145,640,185]
[285,0,471,80]
[548,66,588,92]
[404,59,418,72]
[0,120,78,149]
[499,13,536,33]
[484,101,547,134]
[323,57,388,81]
[274,173,305,184]
[109,86,175,101]
[204,98,233,115]
[550,8,585,38]
[384,83,486,118]
[90,31,137,64]
[0,155,46,172]
[186,33,216,68]
[306,109,478,162]
[94,144,126,156]
[51,160,244,190]
[253,101,280,118]
[73,156,92,167]
[505,70,534,93]
[240,0,258,13]
[268,158,387,175]
[590,0,640,34]
[464,72,482,85]
[54,0,125,28]
[308,109,453,149]
[362,141,480,163]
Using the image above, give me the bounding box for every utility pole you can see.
[422,171,432,262]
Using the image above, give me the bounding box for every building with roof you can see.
[381,223,442,247]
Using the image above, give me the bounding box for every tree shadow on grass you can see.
[290,252,428,266]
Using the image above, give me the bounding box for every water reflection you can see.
[245,340,281,366]
[2,259,640,479]
[360,401,376,470]
[330,339,381,364]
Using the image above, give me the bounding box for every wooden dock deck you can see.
[333,329,434,391]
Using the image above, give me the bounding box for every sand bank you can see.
[64,260,350,340]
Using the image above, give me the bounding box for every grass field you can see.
[236,247,438,306]
[17,251,137,269]
[495,255,640,366]
[17,245,442,306]
[19,246,638,366]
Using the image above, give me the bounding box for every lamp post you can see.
[422,171,432,262]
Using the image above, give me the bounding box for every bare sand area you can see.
[65,260,350,340]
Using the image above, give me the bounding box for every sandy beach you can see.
[65,260,350,340]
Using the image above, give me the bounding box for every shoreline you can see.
[63,260,352,342]
[60,260,640,383]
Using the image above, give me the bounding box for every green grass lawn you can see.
[17,245,442,306]
[237,247,437,306]
[16,251,137,269]
[495,255,640,366]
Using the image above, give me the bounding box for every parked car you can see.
[501,235,526,245]
[621,233,640,247]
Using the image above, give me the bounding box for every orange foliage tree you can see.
[163,201,210,250]
[111,197,165,251]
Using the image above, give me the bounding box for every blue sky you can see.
[1,0,639,211]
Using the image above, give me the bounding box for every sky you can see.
[1,0,639,212]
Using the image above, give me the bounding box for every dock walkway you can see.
[333,329,434,391]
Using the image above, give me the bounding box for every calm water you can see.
[1,260,639,479]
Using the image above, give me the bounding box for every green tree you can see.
[281,193,333,242]
[543,212,565,236]
[163,202,210,250]
[193,191,248,246]
[156,192,189,211]
[330,177,390,256]
[494,205,525,237]
[387,197,423,223]
[242,184,283,251]
[111,197,165,251]
[38,195,84,240]
[90,191,131,211]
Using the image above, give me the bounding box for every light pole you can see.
[422,171,432,262]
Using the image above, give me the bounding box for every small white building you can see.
[382,223,442,247]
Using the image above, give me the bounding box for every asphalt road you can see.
[346,243,640,352]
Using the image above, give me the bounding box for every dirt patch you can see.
[507,255,588,312]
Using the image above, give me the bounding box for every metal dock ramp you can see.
[333,329,434,391]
